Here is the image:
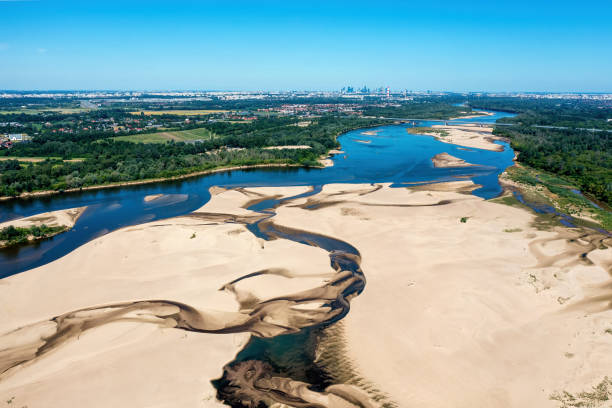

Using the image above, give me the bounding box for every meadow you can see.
[112,127,217,143]
[0,157,84,163]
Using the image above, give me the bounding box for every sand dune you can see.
[0,186,373,407]
[0,183,610,407]
[272,183,612,408]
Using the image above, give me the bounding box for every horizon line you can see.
[1,89,612,95]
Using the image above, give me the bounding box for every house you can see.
[1,140,13,149]
[8,134,30,143]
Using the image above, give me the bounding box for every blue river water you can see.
[0,110,515,277]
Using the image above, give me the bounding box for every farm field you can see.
[0,108,92,115]
[112,127,217,144]
[129,110,229,116]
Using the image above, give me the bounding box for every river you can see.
[0,110,515,277]
[0,111,520,406]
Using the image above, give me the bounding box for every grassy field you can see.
[407,126,450,137]
[0,108,92,115]
[113,127,217,144]
[129,110,229,116]
[0,157,85,162]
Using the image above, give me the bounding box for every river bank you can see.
[0,162,304,202]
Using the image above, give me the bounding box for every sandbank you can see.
[429,124,504,151]
[450,111,495,120]
[143,194,164,202]
[0,206,86,230]
[318,149,345,168]
[431,152,475,168]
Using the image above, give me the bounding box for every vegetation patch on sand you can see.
[503,165,612,230]
[550,377,612,408]
[407,126,449,137]
[0,224,68,248]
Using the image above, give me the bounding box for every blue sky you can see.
[1,0,611,91]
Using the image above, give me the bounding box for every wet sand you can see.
[143,194,164,202]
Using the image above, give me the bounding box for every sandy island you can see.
[450,111,495,120]
[431,152,476,168]
[409,124,505,152]
[0,183,610,407]
[143,194,164,202]
[0,206,87,248]
[0,206,86,230]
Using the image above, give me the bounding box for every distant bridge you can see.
[375,117,612,132]
[374,117,514,126]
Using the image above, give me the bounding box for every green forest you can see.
[0,98,481,197]
[0,116,386,196]
[468,97,612,205]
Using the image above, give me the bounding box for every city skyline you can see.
[1,0,611,92]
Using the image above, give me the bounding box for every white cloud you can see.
[37,47,47,54]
